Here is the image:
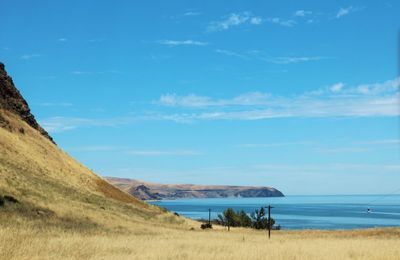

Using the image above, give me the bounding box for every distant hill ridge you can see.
[106,177,284,200]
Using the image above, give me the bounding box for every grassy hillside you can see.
[0,109,187,232]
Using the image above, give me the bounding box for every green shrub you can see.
[217,207,277,230]
[250,207,274,229]
[200,223,213,229]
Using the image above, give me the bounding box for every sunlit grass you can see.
[1,224,400,260]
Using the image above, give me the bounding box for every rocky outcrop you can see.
[0,62,54,143]
[106,177,284,200]
[128,185,163,200]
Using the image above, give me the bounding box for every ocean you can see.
[151,195,400,230]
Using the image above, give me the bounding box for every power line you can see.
[367,187,400,206]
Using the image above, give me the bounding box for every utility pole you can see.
[266,205,274,239]
[208,208,211,226]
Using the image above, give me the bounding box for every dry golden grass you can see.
[1,110,400,259]
[1,223,400,260]
[0,110,181,231]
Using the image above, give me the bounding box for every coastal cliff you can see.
[106,177,284,200]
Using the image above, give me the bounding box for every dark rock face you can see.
[128,185,162,200]
[0,62,54,143]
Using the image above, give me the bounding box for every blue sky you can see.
[1,0,399,195]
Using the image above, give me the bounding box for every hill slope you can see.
[0,62,184,232]
[106,177,284,200]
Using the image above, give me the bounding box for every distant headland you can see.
[106,177,284,200]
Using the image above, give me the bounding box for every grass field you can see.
[1,222,400,260]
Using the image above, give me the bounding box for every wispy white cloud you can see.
[71,70,122,75]
[313,147,371,153]
[268,17,296,27]
[183,11,202,17]
[40,116,132,133]
[239,139,400,154]
[36,102,73,107]
[20,54,42,60]
[329,82,344,93]
[153,77,400,121]
[354,139,400,146]
[88,38,105,43]
[39,76,57,80]
[250,17,262,25]
[239,141,312,148]
[214,49,328,64]
[215,49,248,59]
[269,56,327,64]
[127,150,201,156]
[336,6,353,18]
[158,40,209,46]
[58,38,67,42]
[207,12,262,32]
[72,71,103,75]
[158,92,271,108]
[254,163,400,174]
[68,145,122,152]
[42,78,399,131]
[294,10,312,17]
[67,146,201,156]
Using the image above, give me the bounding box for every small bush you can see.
[4,195,19,203]
[0,196,4,207]
[173,212,180,216]
[19,127,25,134]
[201,223,213,229]
[217,207,278,230]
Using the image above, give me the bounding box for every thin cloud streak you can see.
[158,40,209,46]
[127,150,201,156]
[183,11,202,17]
[67,146,201,156]
[71,70,122,75]
[239,142,313,148]
[215,49,248,59]
[254,163,400,174]
[215,49,329,64]
[268,56,328,64]
[40,116,133,133]
[36,102,73,107]
[354,140,400,146]
[20,54,42,60]
[207,12,262,32]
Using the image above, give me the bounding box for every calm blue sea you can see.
[151,195,400,230]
